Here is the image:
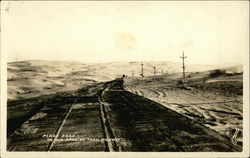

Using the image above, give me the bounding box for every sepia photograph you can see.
[1,1,249,157]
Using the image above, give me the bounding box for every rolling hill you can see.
[7,60,242,100]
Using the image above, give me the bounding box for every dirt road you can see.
[7,78,241,151]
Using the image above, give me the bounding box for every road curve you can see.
[7,78,241,151]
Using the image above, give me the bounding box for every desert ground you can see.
[7,60,243,151]
[124,70,243,146]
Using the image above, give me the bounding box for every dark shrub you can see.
[209,69,225,78]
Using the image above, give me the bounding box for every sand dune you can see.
[7,60,242,100]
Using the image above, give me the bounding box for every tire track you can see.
[118,85,241,151]
[160,87,241,116]
[165,90,222,120]
[148,89,162,97]
[157,89,167,97]
[176,89,242,115]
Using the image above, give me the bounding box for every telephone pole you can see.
[153,66,156,76]
[162,69,164,75]
[141,62,144,77]
[180,51,187,78]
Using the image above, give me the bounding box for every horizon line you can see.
[7,59,243,67]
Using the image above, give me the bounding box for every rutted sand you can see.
[124,71,243,145]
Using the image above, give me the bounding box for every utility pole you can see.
[153,66,156,76]
[180,51,187,78]
[132,71,134,77]
[141,62,144,77]
[162,69,164,75]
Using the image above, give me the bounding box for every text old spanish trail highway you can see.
[7,78,241,151]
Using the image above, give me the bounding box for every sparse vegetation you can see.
[189,80,243,95]
[209,69,226,78]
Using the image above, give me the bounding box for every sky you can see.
[2,1,249,65]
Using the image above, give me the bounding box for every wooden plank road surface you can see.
[7,78,241,151]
